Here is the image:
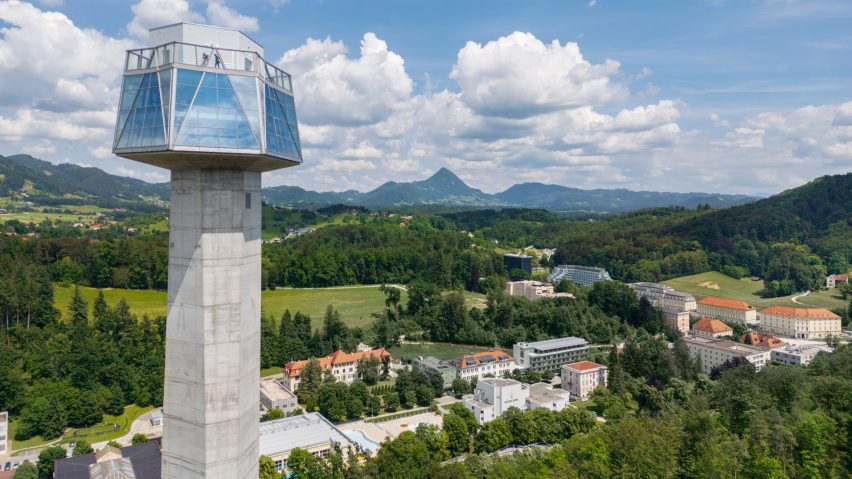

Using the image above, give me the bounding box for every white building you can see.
[683,335,770,374]
[149,409,164,427]
[629,283,697,333]
[506,280,574,301]
[453,350,516,382]
[259,413,357,474]
[758,306,842,339]
[461,378,571,424]
[697,296,757,324]
[548,265,611,286]
[513,337,590,373]
[259,378,299,414]
[771,343,834,365]
[0,410,7,456]
[826,274,849,289]
[561,361,608,400]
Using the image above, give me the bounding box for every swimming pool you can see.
[343,429,380,453]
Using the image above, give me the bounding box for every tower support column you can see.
[162,169,261,479]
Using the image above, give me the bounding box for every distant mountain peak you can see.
[423,167,465,186]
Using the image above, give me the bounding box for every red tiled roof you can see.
[284,348,391,377]
[563,361,605,371]
[831,274,849,281]
[741,332,785,348]
[692,317,733,334]
[453,350,512,369]
[760,306,841,320]
[698,296,755,311]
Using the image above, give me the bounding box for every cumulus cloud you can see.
[278,33,413,126]
[206,1,260,32]
[450,32,627,118]
[114,166,169,183]
[127,0,203,39]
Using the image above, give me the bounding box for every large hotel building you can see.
[697,296,757,324]
[758,306,842,339]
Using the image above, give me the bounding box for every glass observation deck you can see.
[113,41,302,172]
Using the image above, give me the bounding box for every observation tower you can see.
[112,23,301,479]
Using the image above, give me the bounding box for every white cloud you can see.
[450,32,627,118]
[206,1,259,32]
[278,33,413,126]
[127,0,203,39]
[114,166,168,183]
[89,146,113,159]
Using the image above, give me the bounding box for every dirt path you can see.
[792,290,811,305]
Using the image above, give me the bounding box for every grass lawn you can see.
[664,271,803,309]
[389,342,495,360]
[0,211,98,223]
[793,289,849,310]
[10,405,153,454]
[55,284,406,329]
[260,366,282,377]
[461,291,487,309]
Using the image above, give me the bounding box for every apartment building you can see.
[758,306,842,339]
[0,411,7,457]
[283,348,391,391]
[260,378,299,414]
[560,361,608,400]
[683,335,770,374]
[548,265,611,286]
[691,317,733,338]
[697,296,757,324]
[629,282,697,333]
[504,254,533,274]
[513,337,590,373]
[452,350,516,381]
[771,343,834,365]
[506,280,574,301]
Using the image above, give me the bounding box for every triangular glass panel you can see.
[173,70,203,140]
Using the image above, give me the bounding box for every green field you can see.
[10,405,153,454]
[55,284,407,329]
[664,271,847,310]
[388,342,495,360]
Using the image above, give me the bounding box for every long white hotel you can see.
[683,335,770,374]
[758,306,842,339]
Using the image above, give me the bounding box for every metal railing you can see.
[124,41,292,92]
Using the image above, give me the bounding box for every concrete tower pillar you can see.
[162,169,261,479]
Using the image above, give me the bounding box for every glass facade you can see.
[114,42,302,165]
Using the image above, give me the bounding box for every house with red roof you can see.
[691,317,733,338]
[560,361,608,400]
[826,274,849,289]
[758,306,842,339]
[282,348,391,391]
[451,350,516,381]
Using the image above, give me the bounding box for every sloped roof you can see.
[697,296,755,311]
[452,350,512,369]
[760,306,841,320]
[563,361,606,372]
[741,332,785,348]
[284,348,391,377]
[692,317,733,334]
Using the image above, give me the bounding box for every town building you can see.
[54,441,162,479]
[259,413,356,475]
[0,411,7,457]
[411,356,457,389]
[682,335,770,374]
[548,265,611,286]
[561,361,608,400]
[259,378,299,414]
[149,409,163,427]
[513,337,590,373]
[696,296,757,324]
[452,350,516,381]
[461,378,571,424]
[741,332,785,349]
[628,282,697,311]
[503,254,533,275]
[283,348,391,391]
[770,343,834,366]
[661,307,692,334]
[826,274,849,288]
[758,306,842,339]
[506,280,574,301]
[691,317,734,338]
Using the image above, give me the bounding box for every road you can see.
[792,290,811,305]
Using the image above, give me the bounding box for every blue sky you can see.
[0,0,850,195]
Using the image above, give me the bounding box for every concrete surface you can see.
[162,170,262,479]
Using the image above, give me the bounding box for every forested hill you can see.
[0,154,169,204]
[671,173,852,253]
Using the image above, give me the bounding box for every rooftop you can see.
[553,264,608,273]
[563,361,606,372]
[528,383,572,402]
[776,343,834,355]
[479,377,523,388]
[697,296,755,311]
[260,378,297,401]
[742,332,785,348]
[285,348,391,376]
[760,305,842,320]
[504,253,532,259]
[54,441,161,479]
[259,412,354,457]
[683,335,768,356]
[692,317,733,334]
[518,336,588,352]
[453,350,512,369]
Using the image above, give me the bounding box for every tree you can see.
[795,410,839,479]
[318,382,350,422]
[13,461,38,479]
[357,355,381,385]
[383,391,400,411]
[288,447,324,478]
[72,440,93,456]
[474,418,511,453]
[106,441,122,448]
[131,433,149,445]
[259,455,279,479]
[37,445,67,478]
[264,408,285,421]
[442,413,470,456]
[371,431,433,479]
[298,358,323,409]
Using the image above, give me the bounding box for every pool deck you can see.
[341,411,444,445]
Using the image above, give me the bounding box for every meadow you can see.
[664,271,847,310]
